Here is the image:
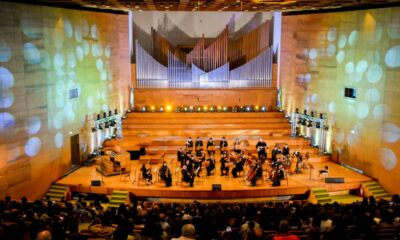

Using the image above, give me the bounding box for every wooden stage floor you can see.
[57,157,371,200]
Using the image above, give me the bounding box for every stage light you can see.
[217,106,222,112]
[150,106,156,112]
[189,106,194,112]
[142,106,147,112]
[183,106,188,112]
[159,106,164,112]
[203,106,208,112]
[245,106,251,112]
[223,106,228,112]
[254,106,259,112]
[196,106,202,112]
[166,105,172,112]
[210,106,215,112]
[261,106,266,112]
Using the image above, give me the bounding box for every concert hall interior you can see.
[0,0,400,239]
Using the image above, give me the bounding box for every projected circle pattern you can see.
[380,148,397,171]
[0,112,16,132]
[0,40,11,62]
[25,116,41,135]
[381,123,400,143]
[385,45,400,68]
[24,137,42,157]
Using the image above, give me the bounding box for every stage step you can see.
[45,184,70,201]
[108,190,130,209]
[361,181,391,200]
[310,188,331,204]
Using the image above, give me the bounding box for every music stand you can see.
[307,162,315,181]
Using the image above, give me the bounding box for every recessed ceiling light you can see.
[135,5,139,9]
[139,9,143,11]
[253,6,257,9]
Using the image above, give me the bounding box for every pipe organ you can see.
[136,20,274,89]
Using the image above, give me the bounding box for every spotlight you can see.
[210,106,215,112]
[217,106,222,112]
[159,106,164,112]
[254,106,260,112]
[189,106,194,112]
[203,106,208,112]
[196,106,202,112]
[183,106,188,112]
[261,106,266,112]
[150,106,156,112]
[223,106,228,112]
[142,106,147,112]
[166,105,172,112]
[245,106,251,112]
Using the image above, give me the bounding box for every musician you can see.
[206,155,216,176]
[293,150,302,173]
[256,138,268,161]
[233,138,241,154]
[206,137,215,155]
[232,152,245,178]
[282,144,290,157]
[249,161,263,187]
[159,161,172,187]
[177,147,186,167]
[185,158,194,173]
[186,137,194,148]
[220,153,229,176]
[140,163,153,185]
[195,136,203,150]
[271,146,281,165]
[181,165,195,187]
[220,136,228,154]
[271,165,286,186]
[193,151,205,177]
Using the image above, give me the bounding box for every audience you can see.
[0,194,399,239]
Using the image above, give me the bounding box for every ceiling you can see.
[4,0,400,14]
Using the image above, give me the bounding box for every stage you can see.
[56,155,371,200]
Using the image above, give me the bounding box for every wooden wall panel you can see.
[133,88,277,109]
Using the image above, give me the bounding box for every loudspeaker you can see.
[325,177,344,183]
[91,180,102,186]
[212,184,221,191]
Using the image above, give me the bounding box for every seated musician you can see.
[271,165,286,187]
[206,155,216,176]
[271,146,281,165]
[249,161,263,187]
[194,150,205,177]
[186,137,194,151]
[282,144,290,157]
[232,152,245,178]
[233,138,241,154]
[206,137,215,155]
[220,153,229,176]
[181,165,195,187]
[159,161,172,187]
[220,136,228,154]
[195,136,203,150]
[256,138,268,162]
[140,163,153,185]
[177,147,186,167]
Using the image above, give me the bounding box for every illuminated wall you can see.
[0,2,130,199]
[281,7,400,193]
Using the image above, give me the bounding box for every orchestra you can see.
[159,161,172,187]
[134,137,307,189]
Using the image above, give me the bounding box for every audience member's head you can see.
[36,230,52,240]
[278,220,290,233]
[181,224,196,238]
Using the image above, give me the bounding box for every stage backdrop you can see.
[280,7,400,193]
[0,2,131,199]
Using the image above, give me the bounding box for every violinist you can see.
[220,136,228,154]
[256,138,268,162]
[271,146,281,165]
[233,138,241,154]
[159,161,172,187]
[232,152,245,178]
[206,155,216,176]
[181,165,195,187]
[207,137,215,155]
[220,153,229,176]
[282,144,290,157]
[249,161,263,187]
[177,147,186,167]
[193,151,205,177]
[140,163,153,185]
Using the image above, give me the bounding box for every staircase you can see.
[361,181,391,200]
[108,190,130,209]
[45,184,70,201]
[310,188,331,204]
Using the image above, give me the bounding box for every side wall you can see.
[280,7,400,193]
[0,2,131,199]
